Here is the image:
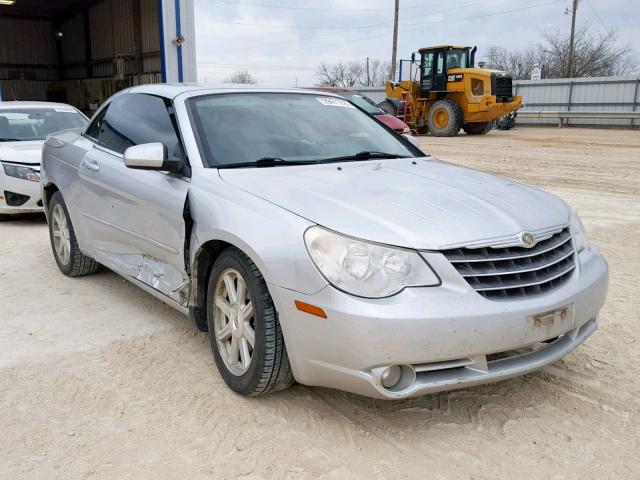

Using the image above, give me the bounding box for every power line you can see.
[212,0,494,56]
[232,0,566,59]
[402,0,564,28]
[585,0,606,28]
[196,0,483,12]
[195,19,390,30]
[199,62,316,70]
[196,0,492,29]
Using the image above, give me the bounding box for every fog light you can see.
[380,365,402,388]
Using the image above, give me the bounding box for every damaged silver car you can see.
[41,85,609,399]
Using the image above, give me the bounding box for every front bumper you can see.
[465,95,523,123]
[0,170,43,215]
[270,246,608,399]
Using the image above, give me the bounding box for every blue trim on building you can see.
[174,0,183,83]
[158,0,167,82]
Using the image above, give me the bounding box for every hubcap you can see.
[433,109,449,129]
[51,204,71,266]
[213,268,255,376]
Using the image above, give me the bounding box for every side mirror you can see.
[123,143,182,172]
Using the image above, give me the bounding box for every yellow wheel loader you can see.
[381,46,523,136]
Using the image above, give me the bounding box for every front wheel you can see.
[207,247,294,396]
[427,99,463,137]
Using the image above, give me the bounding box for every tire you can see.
[427,99,463,137]
[378,98,401,116]
[496,112,517,130]
[48,191,100,277]
[207,247,294,396]
[462,122,493,135]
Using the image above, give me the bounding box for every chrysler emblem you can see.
[521,232,536,247]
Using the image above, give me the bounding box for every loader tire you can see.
[378,98,401,116]
[427,100,463,137]
[462,122,493,135]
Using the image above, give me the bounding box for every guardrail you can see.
[517,111,640,127]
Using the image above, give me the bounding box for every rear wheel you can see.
[48,191,100,277]
[207,247,294,396]
[462,122,493,135]
[427,100,463,137]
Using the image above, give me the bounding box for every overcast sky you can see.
[194,0,639,86]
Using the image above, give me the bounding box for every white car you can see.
[0,102,87,219]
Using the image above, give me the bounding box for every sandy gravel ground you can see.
[1,127,639,479]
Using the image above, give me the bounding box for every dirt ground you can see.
[1,127,639,479]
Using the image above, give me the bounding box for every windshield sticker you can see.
[54,108,76,113]
[316,97,355,108]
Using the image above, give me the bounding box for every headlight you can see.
[304,226,440,298]
[471,78,484,96]
[1,162,40,182]
[570,210,589,253]
[402,126,411,134]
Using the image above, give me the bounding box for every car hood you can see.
[0,140,45,165]
[375,113,409,131]
[218,157,570,250]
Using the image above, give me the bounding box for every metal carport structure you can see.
[0,0,196,113]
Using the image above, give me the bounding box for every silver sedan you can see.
[41,85,608,399]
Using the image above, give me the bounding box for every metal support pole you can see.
[564,81,574,127]
[632,78,639,128]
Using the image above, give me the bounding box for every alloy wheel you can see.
[213,268,255,376]
[51,203,71,266]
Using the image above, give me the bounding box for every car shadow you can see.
[253,365,572,434]
[0,212,47,225]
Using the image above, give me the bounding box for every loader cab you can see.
[417,45,476,97]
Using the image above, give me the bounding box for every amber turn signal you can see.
[294,300,327,318]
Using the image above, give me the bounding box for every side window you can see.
[95,93,184,159]
[85,106,108,140]
[422,52,434,75]
[436,53,444,75]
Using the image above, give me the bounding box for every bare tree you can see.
[223,70,258,84]
[487,26,636,79]
[485,46,539,80]
[368,59,393,86]
[541,27,635,78]
[315,59,392,87]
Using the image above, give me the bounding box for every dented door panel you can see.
[80,145,190,300]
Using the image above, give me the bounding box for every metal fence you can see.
[356,75,640,128]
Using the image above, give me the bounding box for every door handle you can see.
[81,159,100,172]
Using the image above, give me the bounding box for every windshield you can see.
[342,93,384,115]
[0,108,87,141]
[446,50,468,69]
[189,93,416,167]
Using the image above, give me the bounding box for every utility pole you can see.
[390,0,399,81]
[366,57,370,86]
[566,0,579,78]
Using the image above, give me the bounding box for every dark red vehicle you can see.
[309,87,413,135]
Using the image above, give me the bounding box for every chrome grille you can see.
[442,228,576,299]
